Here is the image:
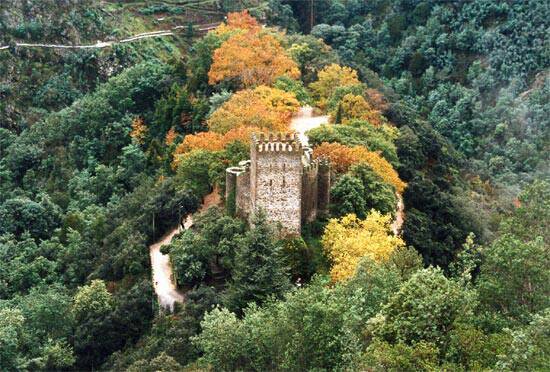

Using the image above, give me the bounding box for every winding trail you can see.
[290,106,329,146]
[150,226,186,311]
[391,195,405,235]
[149,188,220,311]
[0,23,219,51]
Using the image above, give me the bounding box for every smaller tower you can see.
[317,158,331,217]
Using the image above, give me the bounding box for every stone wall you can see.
[235,161,250,218]
[317,159,331,217]
[226,133,330,236]
[301,148,319,223]
[251,134,303,235]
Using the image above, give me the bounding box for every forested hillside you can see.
[0,1,548,371]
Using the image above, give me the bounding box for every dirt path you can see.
[391,194,405,235]
[0,22,220,51]
[290,106,329,146]
[149,187,221,311]
[150,226,185,311]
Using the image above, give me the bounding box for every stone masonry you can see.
[225,133,330,236]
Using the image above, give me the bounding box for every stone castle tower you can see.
[225,133,330,236]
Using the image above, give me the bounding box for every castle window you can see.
[269,179,273,187]
[282,177,286,187]
[283,163,286,171]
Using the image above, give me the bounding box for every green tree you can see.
[174,149,222,197]
[224,212,291,313]
[167,207,245,285]
[496,309,550,371]
[330,174,367,218]
[273,76,312,105]
[72,280,113,367]
[371,267,477,348]
[187,32,227,93]
[196,253,421,371]
[350,163,397,215]
[128,352,183,372]
[30,339,75,371]
[500,180,549,243]
[477,235,549,326]
[0,308,25,371]
[362,340,440,371]
[72,280,112,323]
[0,195,61,239]
[17,284,73,342]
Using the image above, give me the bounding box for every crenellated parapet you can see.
[252,133,303,154]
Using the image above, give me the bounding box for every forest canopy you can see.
[0,2,548,371]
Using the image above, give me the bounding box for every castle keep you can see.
[225,133,330,236]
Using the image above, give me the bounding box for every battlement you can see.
[318,157,330,167]
[252,133,303,153]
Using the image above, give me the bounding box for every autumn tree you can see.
[164,127,177,146]
[213,10,261,35]
[129,117,147,144]
[208,31,300,88]
[313,142,406,193]
[331,93,387,126]
[309,64,360,108]
[322,212,405,282]
[207,86,300,134]
[173,126,263,158]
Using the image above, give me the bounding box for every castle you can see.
[225,133,330,236]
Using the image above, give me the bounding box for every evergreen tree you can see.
[185,22,194,40]
[224,212,291,313]
[334,102,343,124]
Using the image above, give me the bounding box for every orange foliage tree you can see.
[208,31,300,88]
[214,10,261,35]
[365,88,390,112]
[313,142,406,193]
[172,126,269,168]
[207,86,300,134]
[165,127,178,146]
[309,64,361,108]
[175,126,262,155]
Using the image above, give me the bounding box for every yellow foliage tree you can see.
[322,212,405,282]
[309,64,361,108]
[207,86,300,134]
[313,142,406,193]
[331,93,387,126]
[129,117,147,144]
[208,31,300,88]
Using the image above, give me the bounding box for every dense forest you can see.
[0,1,548,371]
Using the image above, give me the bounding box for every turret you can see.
[317,158,331,217]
